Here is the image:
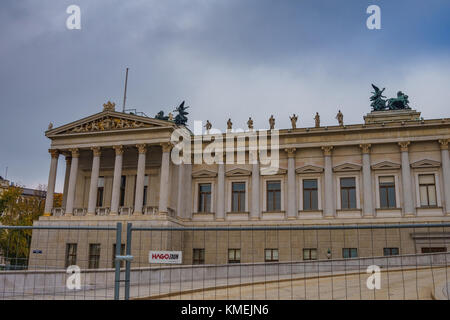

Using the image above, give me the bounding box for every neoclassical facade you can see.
[31,102,450,268]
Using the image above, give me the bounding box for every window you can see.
[119,176,126,207]
[65,243,77,268]
[112,244,126,268]
[88,244,101,269]
[193,248,205,265]
[143,175,149,206]
[232,182,246,212]
[379,176,396,208]
[383,248,399,256]
[421,247,446,253]
[198,183,212,212]
[265,249,279,262]
[419,174,437,207]
[266,181,281,211]
[228,249,241,263]
[303,248,317,261]
[96,177,104,207]
[342,248,358,259]
[303,179,318,210]
[340,178,356,209]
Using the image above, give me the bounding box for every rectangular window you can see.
[65,243,77,268]
[342,248,358,259]
[88,244,101,269]
[143,175,149,206]
[265,249,279,262]
[193,248,205,265]
[303,179,318,210]
[112,244,126,268]
[421,247,446,253]
[198,183,212,212]
[228,249,241,264]
[266,181,281,211]
[303,248,317,261]
[119,176,126,207]
[379,176,396,208]
[232,182,246,212]
[383,248,399,256]
[419,174,437,207]
[340,177,357,209]
[96,177,105,207]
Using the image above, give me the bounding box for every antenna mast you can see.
[122,67,129,113]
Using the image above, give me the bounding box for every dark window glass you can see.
[198,183,212,212]
[96,177,104,207]
[193,248,205,264]
[265,249,279,262]
[267,181,281,211]
[228,249,241,263]
[419,174,437,207]
[232,182,246,212]
[143,175,149,206]
[303,179,318,210]
[88,244,101,269]
[65,243,77,268]
[342,248,358,259]
[112,244,126,268]
[340,178,356,209]
[421,247,447,253]
[383,247,399,256]
[379,176,396,208]
[303,248,317,260]
[120,176,126,207]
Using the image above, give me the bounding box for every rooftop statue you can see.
[387,91,410,110]
[370,84,411,111]
[155,111,169,121]
[370,84,387,111]
[173,101,189,126]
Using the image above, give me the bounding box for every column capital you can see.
[70,148,80,158]
[398,141,410,152]
[65,156,72,164]
[91,146,101,157]
[359,143,372,154]
[161,142,173,153]
[136,144,147,154]
[48,149,59,159]
[113,145,124,155]
[285,147,297,158]
[321,146,334,156]
[439,139,449,150]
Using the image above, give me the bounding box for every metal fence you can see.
[0,222,449,300]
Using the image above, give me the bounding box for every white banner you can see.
[149,251,182,264]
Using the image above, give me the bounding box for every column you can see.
[216,160,225,221]
[322,146,335,218]
[159,143,172,214]
[176,163,185,219]
[65,148,80,215]
[185,163,193,219]
[286,148,297,219]
[439,139,450,215]
[62,156,71,209]
[250,163,260,220]
[134,144,147,215]
[87,147,101,215]
[360,144,374,217]
[43,149,59,216]
[110,145,124,215]
[399,141,414,216]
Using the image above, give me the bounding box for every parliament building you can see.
[29,97,450,269]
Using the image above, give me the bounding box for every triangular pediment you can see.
[371,161,401,170]
[296,165,324,174]
[410,159,441,169]
[333,162,362,172]
[225,168,252,177]
[46,110,177,137]
[192,169,218,178]
[260,167,287,176]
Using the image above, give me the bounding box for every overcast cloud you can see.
[0,0,449,191]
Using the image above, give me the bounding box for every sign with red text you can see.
[149,251,182,264]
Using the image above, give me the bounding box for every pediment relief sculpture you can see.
[371,161,401,170]
[225,168,252,177]
[66,116,147,134]
[296,165,324,174]
[410,159,441,169]
[333,162,362,172]
[192,169,218,178]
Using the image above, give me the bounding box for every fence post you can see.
[125,222,133,300]
[114,222,122,300]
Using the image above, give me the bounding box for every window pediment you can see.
[225,168,252,177]
[410,159,441,169]
[333,163,362,172]
[192,169,217,178]
[260,167,287,176]
[296,165,324,174]
[371,161,401,171]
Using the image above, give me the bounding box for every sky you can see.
[0,0,450,192]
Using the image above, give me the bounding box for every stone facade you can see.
[29,105,450,269]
